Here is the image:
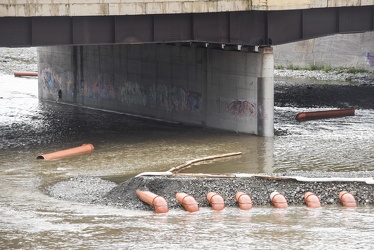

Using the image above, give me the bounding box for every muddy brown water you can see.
[1,75,374,249]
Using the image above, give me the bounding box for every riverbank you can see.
[275,68,374,85]
[47,172,374,211]
[0,47,37,75]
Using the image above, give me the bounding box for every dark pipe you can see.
[295,108,355,121]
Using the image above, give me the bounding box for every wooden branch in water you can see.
[168,152,242,174]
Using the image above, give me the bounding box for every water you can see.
[1,75,373,249]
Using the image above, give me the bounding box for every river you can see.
[1,74,373,249]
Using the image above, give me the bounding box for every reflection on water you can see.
[1,75,374,249]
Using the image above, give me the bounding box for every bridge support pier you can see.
[38,44,274,136]
[257,47,274,137]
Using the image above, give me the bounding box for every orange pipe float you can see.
[136,190,169,213]
[235,192,253,210]
[14,71,38,77]
[304,192,321,208]
[270,191,288,208]
[176,193,199,212]
[206,192,225,211]
[36,144,94,160]
[338,191,357,207]
[295,108,355,121]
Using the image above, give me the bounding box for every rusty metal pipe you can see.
[295,108,355,121]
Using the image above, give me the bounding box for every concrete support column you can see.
[257,47,274,137]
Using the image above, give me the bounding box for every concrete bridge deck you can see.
[2,0,374,17]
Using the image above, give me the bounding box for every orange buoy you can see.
[36,144,94,160]
[270,191,288,208]
[338,191,357,207]
[14,71,38,77]
[176,193,199,212]
[295,108,355,121]
[304,192,321,208]
[235,192,253,210]
[207,192,225,211]
[136,190,169,213]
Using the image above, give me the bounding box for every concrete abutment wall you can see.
[38,44,274,136]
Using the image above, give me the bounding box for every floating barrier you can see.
[304,192,321,208]
[270,191,288,208]
[168,152,242,174]
[338,191,357,207]
[235,192,253,210]
[36,144,94,160]
[14,71,38,77]
[176,193,199,212]
[136,190,169,213]
[207,192,225,211]
[295,108,355,121]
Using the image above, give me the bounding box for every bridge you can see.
[1,1,374,136]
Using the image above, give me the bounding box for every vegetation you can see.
[275,64,369,74]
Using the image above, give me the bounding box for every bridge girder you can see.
[0,6,373,47]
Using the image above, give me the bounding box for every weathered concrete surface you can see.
[47,172,374,211]
[274,31,374,70]
[1,0,373,17]
[38,44,269,135]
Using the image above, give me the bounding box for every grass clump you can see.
[276,64,369,74]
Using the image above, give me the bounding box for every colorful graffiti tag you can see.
[148,83,202,113]
[120,81,146,106]
[366,52,374,67]
[41,67,62,93]
[227,100,256,117]
[86,74,115,100]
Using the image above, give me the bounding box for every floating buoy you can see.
[304,192,321,208]
[14,71,38,77]
[338,191,357,207]
[176,193,199,212]
[136,190,169,213]
[235,192,253,210]
[207,192,225,211]
[270,191,288,208]
[36,144,94,160]
[295,108,355,121]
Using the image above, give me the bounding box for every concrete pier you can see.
[38,44,274,136]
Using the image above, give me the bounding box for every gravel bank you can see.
[275,69,374,85]
[0,47,37,75]
[48,172,374,211]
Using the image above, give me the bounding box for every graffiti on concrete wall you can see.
[120,81,147,106]
[85,74,115,99]
[148,83,202,113]
[186,91,202,113]
[80,75,201,113]
[366,53,374,67]
[41,67,62,93]
[227,99,256,117]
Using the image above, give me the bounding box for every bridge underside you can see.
[1,6,374,47]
